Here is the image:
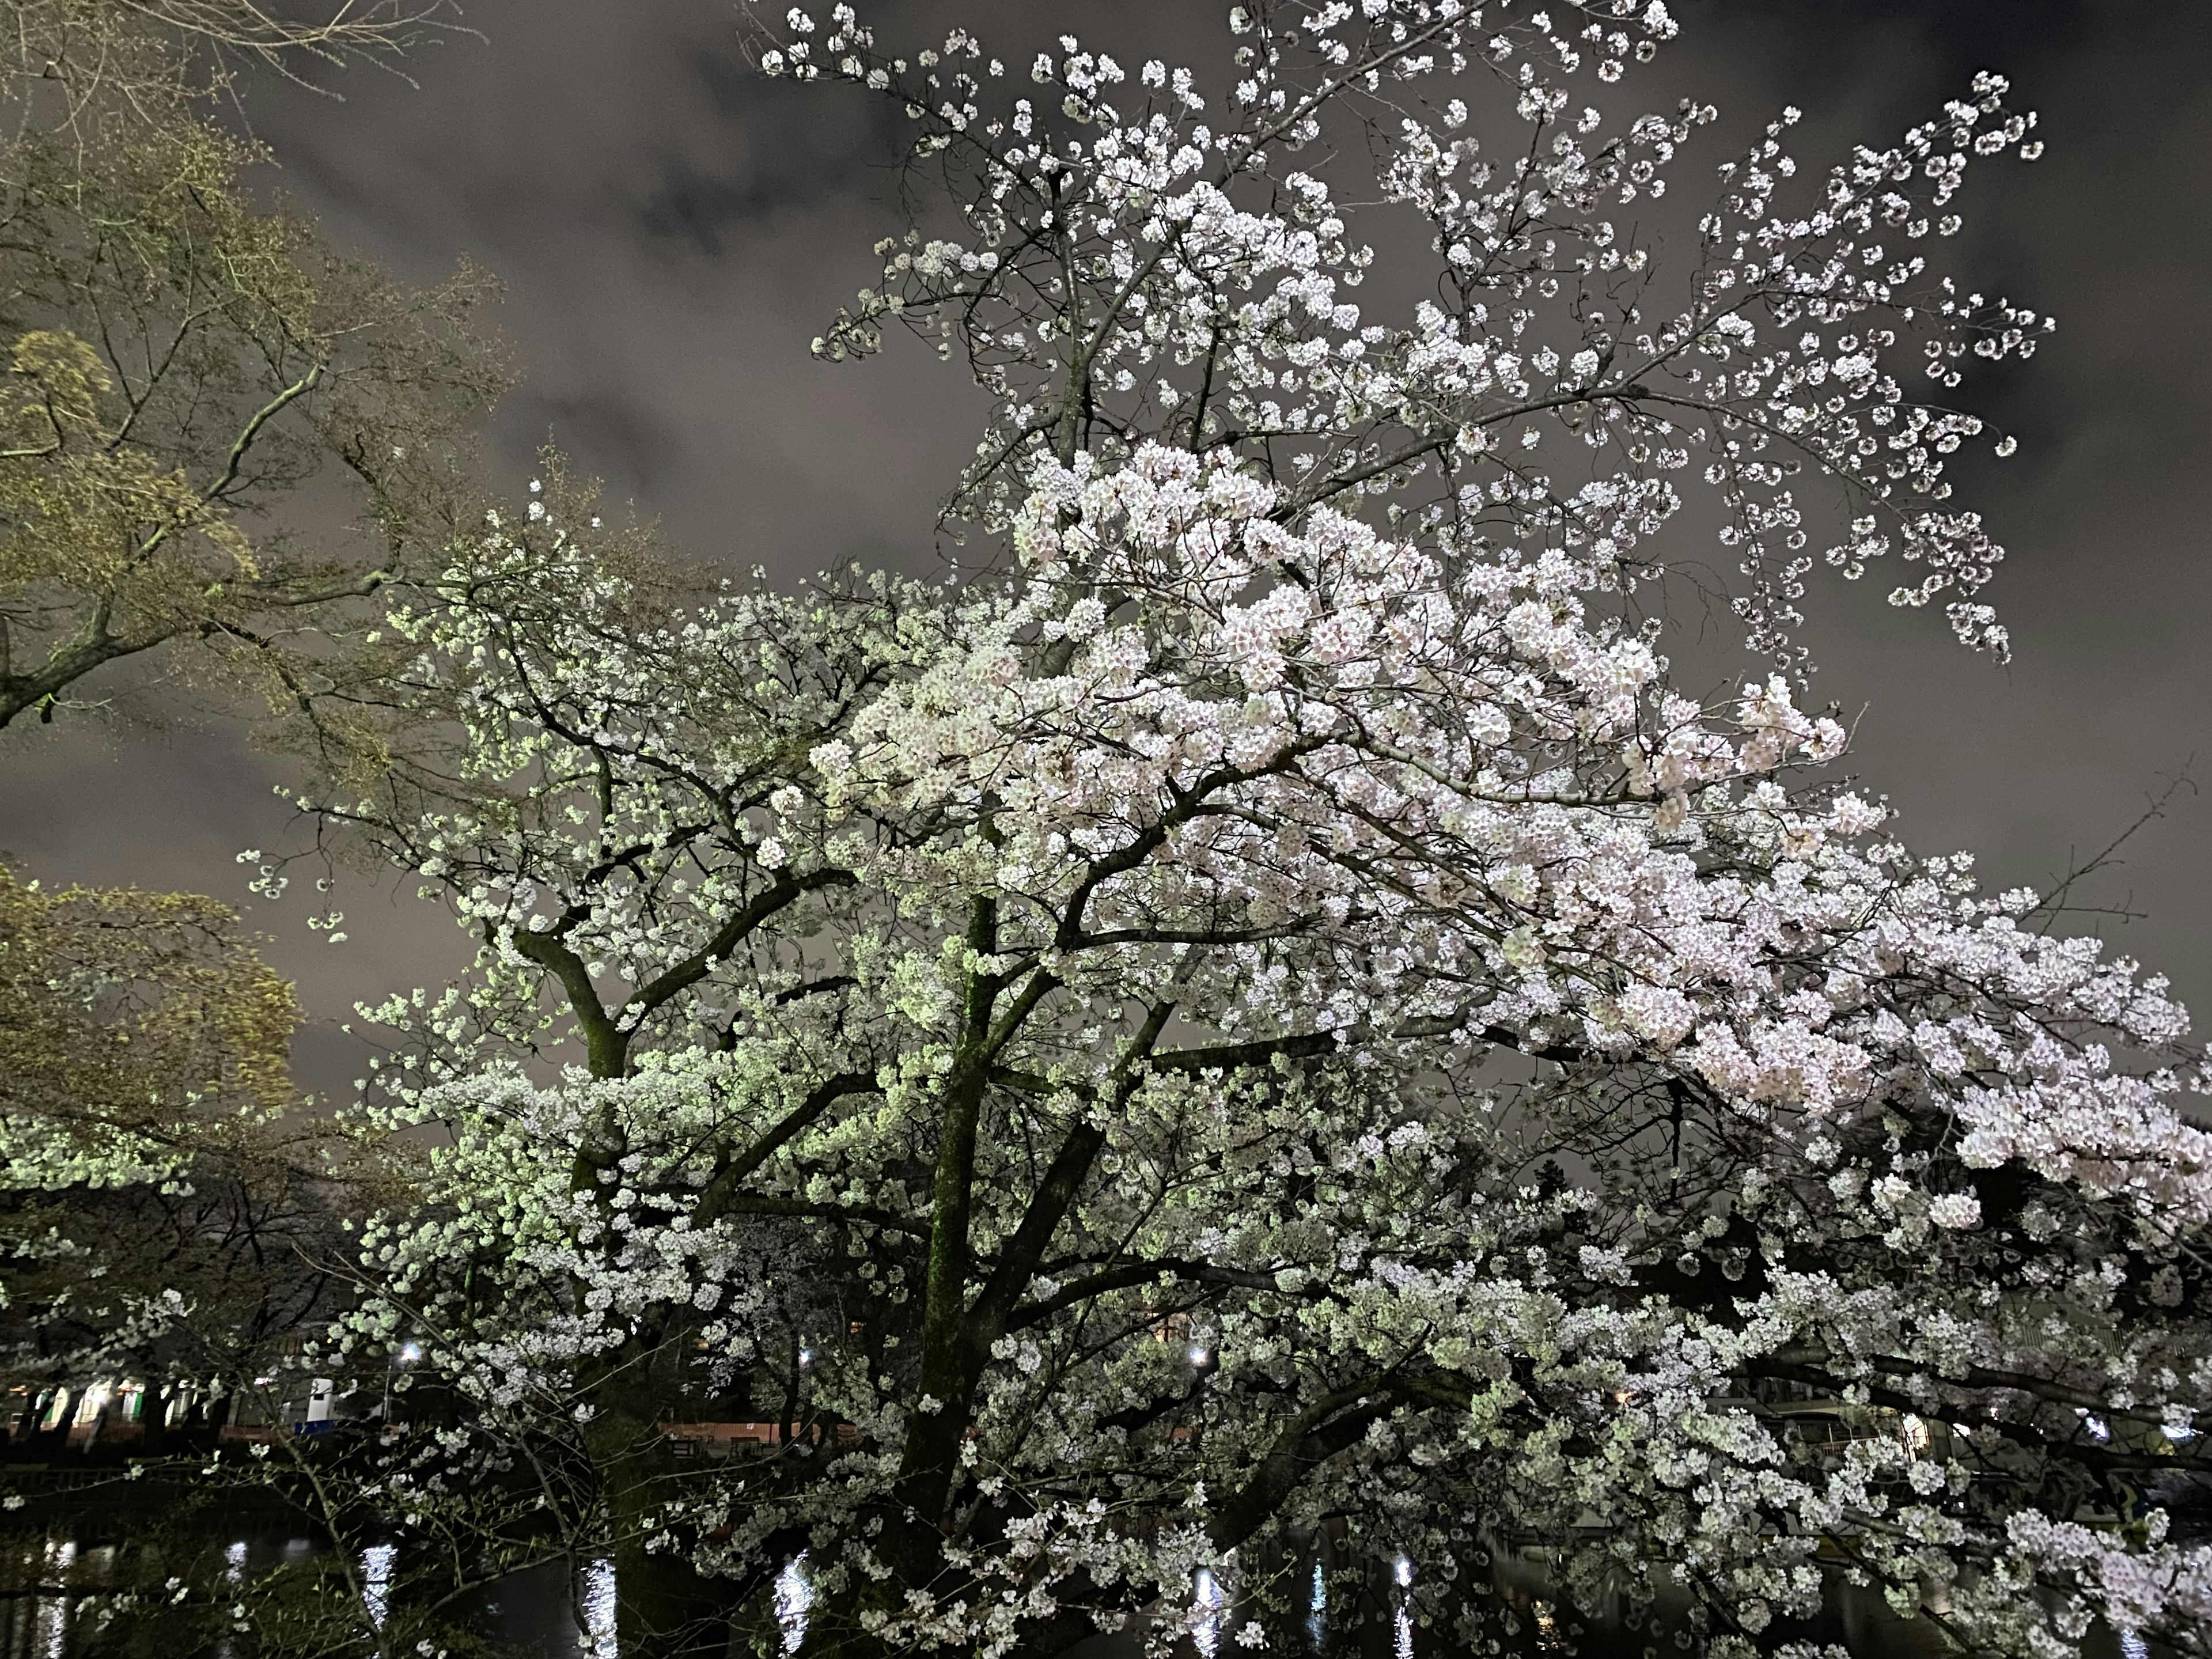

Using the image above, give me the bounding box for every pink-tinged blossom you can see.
[268,7,2212,1658]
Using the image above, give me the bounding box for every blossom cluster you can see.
[279,7,2212,1657]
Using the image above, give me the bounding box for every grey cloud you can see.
[3,0,2206,1100]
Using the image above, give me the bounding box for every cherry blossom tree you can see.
[273,5,2209,1657]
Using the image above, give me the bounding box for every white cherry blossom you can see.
[276,7,2211,1658]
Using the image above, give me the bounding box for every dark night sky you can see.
[2,0,2206,1097]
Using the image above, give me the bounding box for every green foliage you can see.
[0,862,365,1409]
[0,0,510,732]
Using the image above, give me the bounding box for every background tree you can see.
[260,6,2211,1659]
[0,0,509,733]
[0,861,367,1445]
[0,1,501,1456]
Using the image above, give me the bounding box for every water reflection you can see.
[0,1519,623,1659]
[580,1556,618,1657]
[38,1539,74,1659]
[361,1542,396,1629]
[0,1512,2173,1659]
[1192,1565,1226,1659]
[774,1551,816,1656]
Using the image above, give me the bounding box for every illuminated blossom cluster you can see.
[279,6,2211,1658]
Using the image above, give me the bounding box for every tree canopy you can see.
[31,5,2209,1659]
[0,862,362,1427]
[0,0,506,732]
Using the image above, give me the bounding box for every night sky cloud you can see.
[3,0,2205,1099]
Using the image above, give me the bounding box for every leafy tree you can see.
[264,6,2209,1659]
[0,862,361,1440]
[0,0,507,733]
[0,1,494,1461]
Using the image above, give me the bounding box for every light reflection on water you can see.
[580,1556,618,1658]
[1191,1564,1226,1659]
[0,1523,614,1659]
[361,1542,396,1630]
[38,1540,72,1659]
[0,1518,2172,1659]
[775,1551,814,1655]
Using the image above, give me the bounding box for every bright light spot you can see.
[397,1343,422,1365]
[1310,1563,1327,1613]
[2075,1407,2111,1442]
[2119,1631,2152,1659]
[1394,1556,1414,1588]
[40,1540,75,1659]
[1190,1346,1210,1366]
[1902,1414,1930,1450]
[777,1552,815,1654]
[1193,1566,1226,1659]
[581,1558,618,1658]
[1394,1605,1415,1659]
[361,1544,396,1628]
[223,1540,247,1584]
[798,1349,813,1366]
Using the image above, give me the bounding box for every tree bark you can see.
[139,1376,172,1452]
[582,1359,736,1659]
[43,1385,79,1450]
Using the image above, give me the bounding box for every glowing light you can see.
[581,1558,617,1658]
[777,1552,815,1654]
[40,1539,75,1659]
[1193,1566,1226,1659]
[361,1543,396,1628]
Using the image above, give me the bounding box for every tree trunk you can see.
[584,1384,735,1659]
[43,1385,79,1450]
[140,1376,172,1452]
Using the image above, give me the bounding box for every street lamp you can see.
[383,1342,422,1425]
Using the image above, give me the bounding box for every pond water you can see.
[0,1507,2162,1659]
[0,1507,606,1659]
